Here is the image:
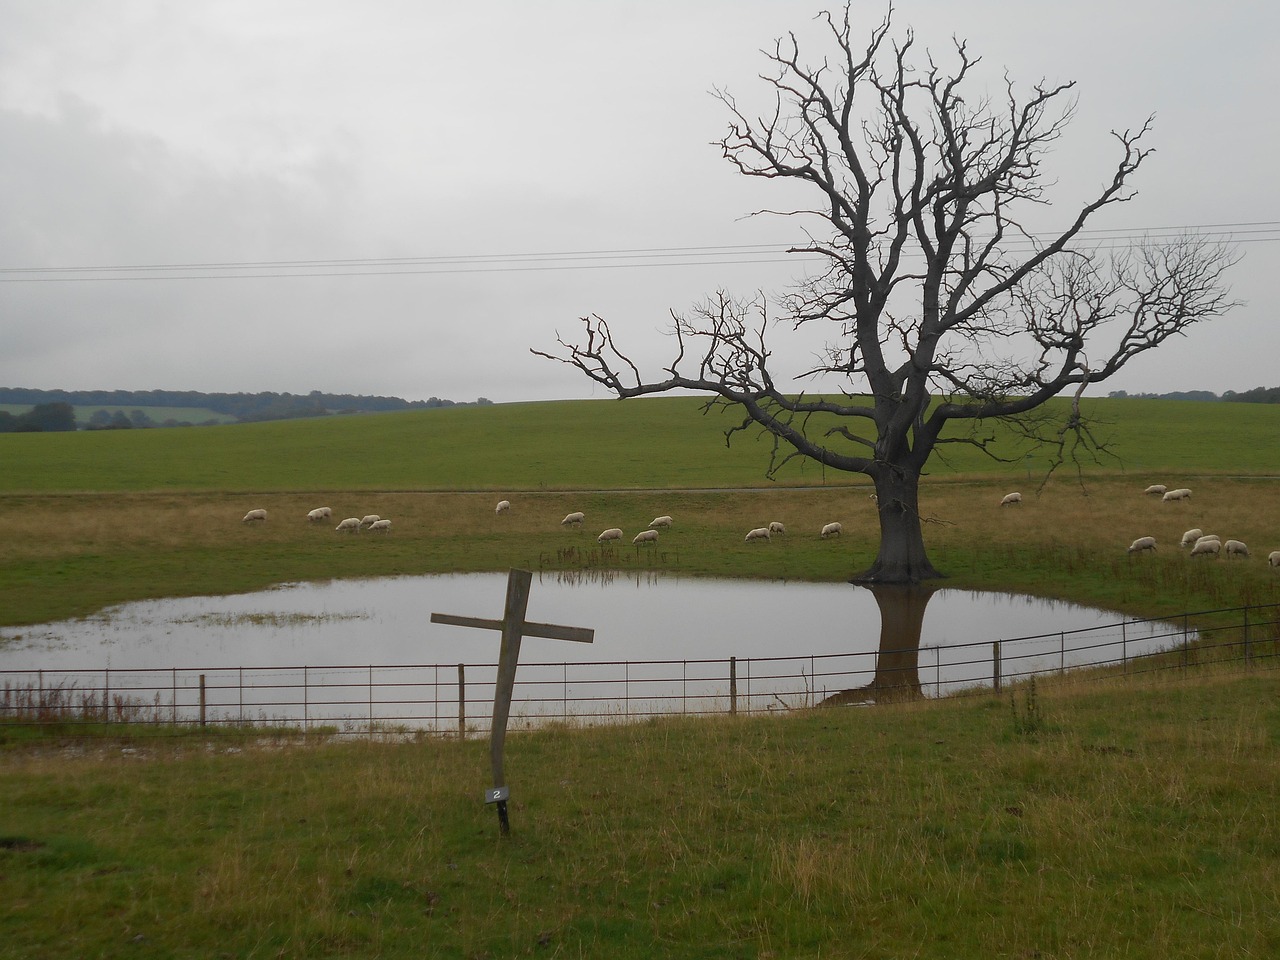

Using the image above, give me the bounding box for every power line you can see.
[0,221,1274,283]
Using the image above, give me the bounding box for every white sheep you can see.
[306,507,333,522]
[1224,539,1250,559]
[633,529,659,545]
[1144,484,1168,496]
[1179,528,1203,548]
[745,527,771,542]
[597,527,623,543]
[1269,550,1280,568]
[368,519,392,532]
[1000,492,1022,507]
[768,521,786,535]
[1127,536,1157,555]
[242,509,268,523]
[1190,538,1221,558]
[1161,488,1192,502]
[820,522,842,539]
[649,516,673,528]
[561,511,585,526]
[495,500,511,514]
[335,517,362,533]
[359,515,381,527]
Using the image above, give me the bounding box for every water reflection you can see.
[821,584,937,705]
[0,574,1191,728]
[0,572,1181,679]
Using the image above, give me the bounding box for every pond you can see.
[0,573,1187,730]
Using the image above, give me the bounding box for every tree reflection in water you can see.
[822,583,938,705]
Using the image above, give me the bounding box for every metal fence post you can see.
[1122,620,1128,676]
[199,674,206,727]
[729,657,737,716]
[457,663,465,739]
[1243,606,1251,667]
[992,641,1002,694]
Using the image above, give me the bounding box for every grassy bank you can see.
[2,477,1277,629]
[2,669,1278,958]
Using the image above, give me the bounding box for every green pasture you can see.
[0,395,1277,494]
[0,396,1278,628]
[1,399,1279,957]
[2,670,1279,958]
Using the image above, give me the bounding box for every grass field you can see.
[2,395,1280,957]
[1,395,1277,493]
[0,395,1277,628]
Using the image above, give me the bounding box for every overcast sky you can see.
[1,1,1276,404]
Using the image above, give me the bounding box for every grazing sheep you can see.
[820,522,842,539]
[495,500,511,514]
[359,515,381,527]
[1190,538,1221,558]
[1179,528,1203,548]
[597,527,623,543]
[649,516,673,528]
[368,519,392,532]
[335,517,362,533]
[242,509,268,523]
[1127,536,1157,555]
[1144,484,1168,496]
[1000,492,1022,507]
[1224,539,1250,559]
[1269,550,1280,568]
[633,529,659,545]
[307,507,333,522]
[1161,488,1192,502]
[745,527,771,542]
[768,521,787,535]
[561,511,585,526]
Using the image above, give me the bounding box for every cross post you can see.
[430,568,593,835]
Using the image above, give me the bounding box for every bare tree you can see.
[534,6,1237,584]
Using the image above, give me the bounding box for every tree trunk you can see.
[853,468,944,584]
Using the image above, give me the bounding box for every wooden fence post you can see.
[992,642,1002,694]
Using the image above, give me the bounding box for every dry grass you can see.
[2,476,1278,629]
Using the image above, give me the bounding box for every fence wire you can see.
[3,602,1277,738]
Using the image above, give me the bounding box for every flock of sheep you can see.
[496,498,844,545]
[1119,484,1278,567]
[242,484,1279,570]
[241,506,392,532]
[995,485,1278,569]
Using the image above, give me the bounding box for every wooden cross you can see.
[430,568,594,835]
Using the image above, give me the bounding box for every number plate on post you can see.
[485,787,510,804]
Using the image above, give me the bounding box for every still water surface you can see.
[0,572,1176,672]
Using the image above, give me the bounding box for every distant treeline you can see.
[0,402,77,433]
[0,388,494,431]
[1107,387,1280,403]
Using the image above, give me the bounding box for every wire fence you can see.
[3,602,1278,738]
